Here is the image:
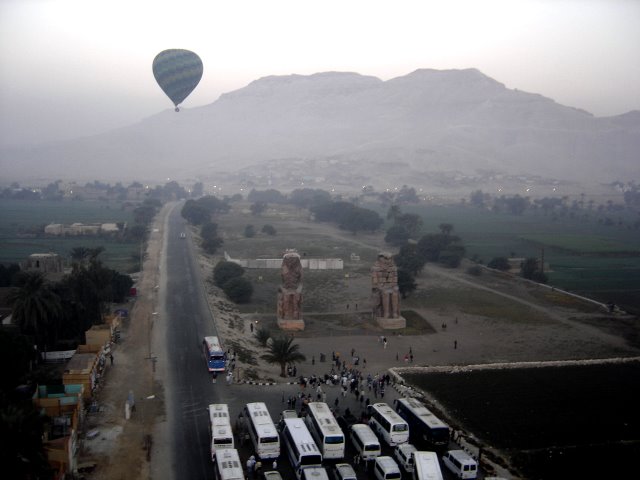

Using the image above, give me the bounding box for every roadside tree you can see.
[261,336,306,377]
[212,261,245,288]
[7,272,62,355]
[222,277,253,303]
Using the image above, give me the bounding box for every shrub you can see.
[222,277,253,303]
[261,224,277,236]
[212,261,244,288]
[255,327,271,347]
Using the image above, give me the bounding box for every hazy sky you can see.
[1,0,639,148]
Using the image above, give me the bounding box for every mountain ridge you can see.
[1,68,637,187]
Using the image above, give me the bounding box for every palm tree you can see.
[261,336,306,377]
[70,246,90,264]
[7,271,62,356]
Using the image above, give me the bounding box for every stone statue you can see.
[371,252,401,320]
[277,250,303,322]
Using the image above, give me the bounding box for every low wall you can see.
[225,252,343,270]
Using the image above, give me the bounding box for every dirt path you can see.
[80,204,168,480]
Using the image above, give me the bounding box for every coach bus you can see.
[304,402,345,459]
[393,397,450,447]
[244,402,280,459]
[214,448,244,480]
[203,336,226,372]
[367,402,409,447]
[282,417,323,479]
[208,404,234,460]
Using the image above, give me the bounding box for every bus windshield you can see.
[300,454,323,466]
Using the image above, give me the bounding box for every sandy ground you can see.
[78,203,640,479]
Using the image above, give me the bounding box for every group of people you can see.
[286,363,394,418]
[245,455,278,477]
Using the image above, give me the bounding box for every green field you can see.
[391,204,640,312]
[0,199,139,272]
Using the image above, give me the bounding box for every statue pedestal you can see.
[277,318,305,331]
[375,316,406,329]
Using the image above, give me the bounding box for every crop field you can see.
[403,362,640,479]
[395,204,640,312]
[0,199,139,272]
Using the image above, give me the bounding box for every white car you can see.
[179,232,186,239]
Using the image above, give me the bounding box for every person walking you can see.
[454,339,458,349]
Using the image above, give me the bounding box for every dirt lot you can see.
[78,202,640,479]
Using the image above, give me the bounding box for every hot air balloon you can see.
[152,49,203,112]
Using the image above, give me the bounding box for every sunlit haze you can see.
[1,0,639,147]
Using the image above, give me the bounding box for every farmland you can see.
[0,199,139,272]
[394,203,640,313]
[403,362,640,479]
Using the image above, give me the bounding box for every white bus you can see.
[413,451,444,480]
[244,402,280,459]
[208,404,234,460]
[368,402,410,447]
[350,424,381,460]
[214,448,244,480]
[282,418,323,480]
[304,402,345,459]
[394,397,450,447]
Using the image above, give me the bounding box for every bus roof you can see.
[245,402,278,435]
[209,404,231,426]
[413,452,443,480]
[215,448,243,480]
[284,417,320,451]
[204,336,223,349]
[307,402,343,436]
[370,403,408,424]
[351,423,379,443]
[396,398,449,429]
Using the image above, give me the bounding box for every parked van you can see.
[333,463,357,480]
[442,450,478,479]
[393,443,417,472]
[300,467,330,480]
[373,456,402,480]
[262,472,283,480]
[350,424,381,460]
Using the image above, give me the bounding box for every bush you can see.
[213,261,244,288]
[384,225,410,246]
[261,224,277,236]
[255,327,271,346]
[222,277,253,303]
[244,225,256,238]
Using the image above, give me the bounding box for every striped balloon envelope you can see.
[152,49,203,112]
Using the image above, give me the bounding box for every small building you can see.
[23,253,64,274]
[100,223,120,233]
[68,223,101,236]
[33,384,84,477]
[44,223,65,235]
[63,345,106,399]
